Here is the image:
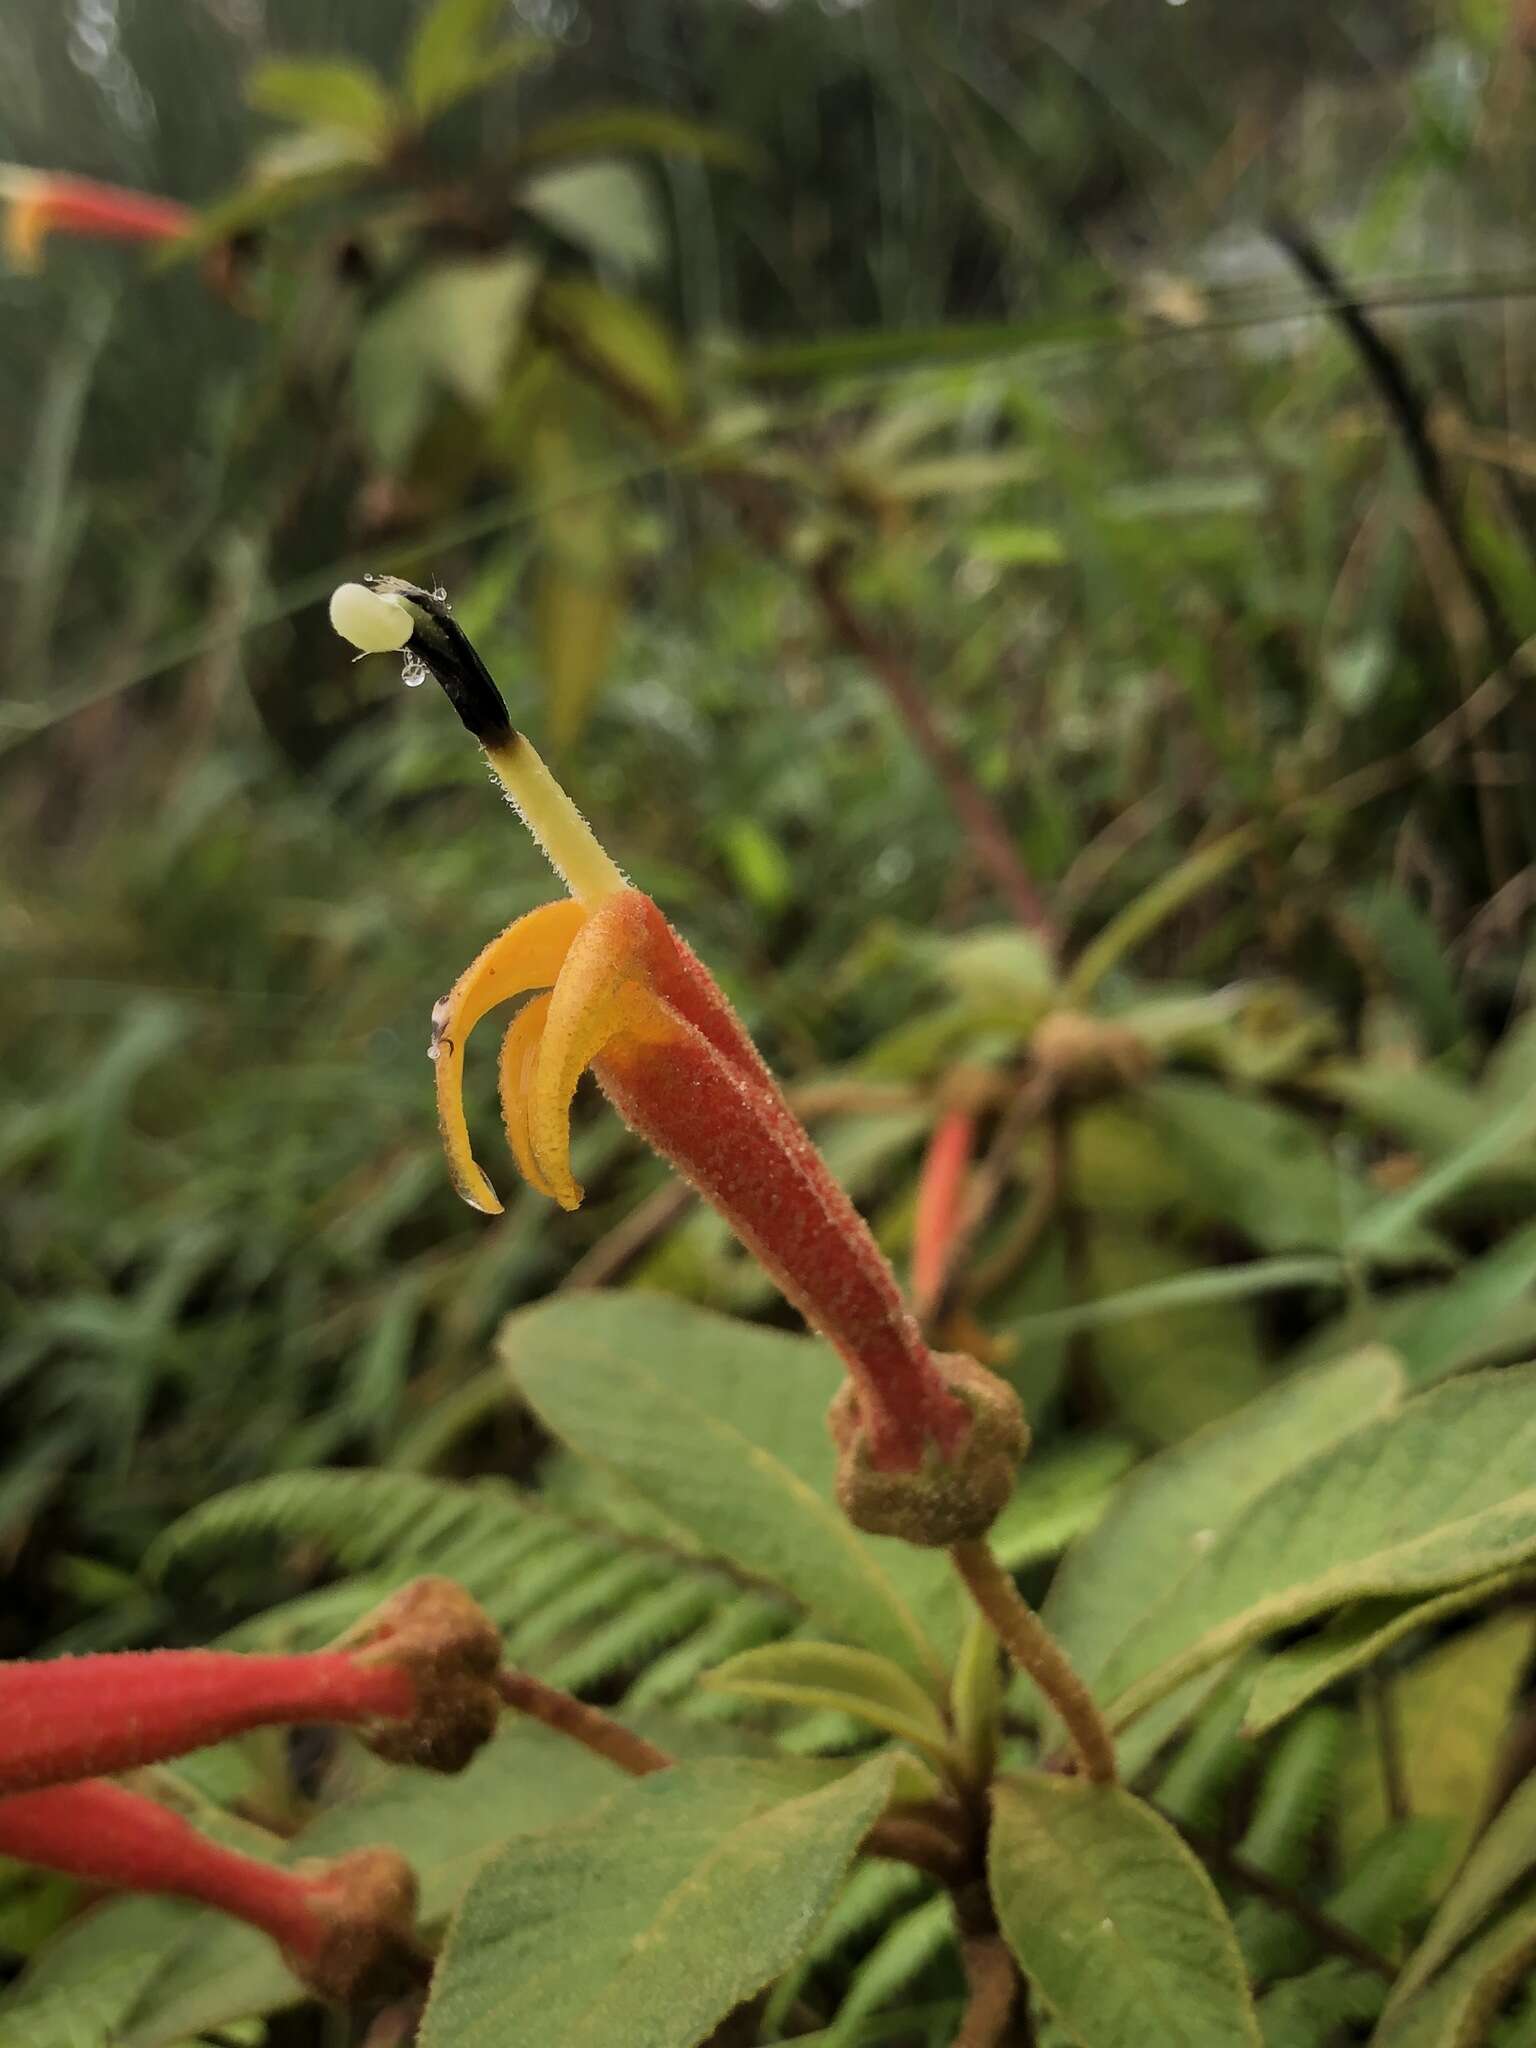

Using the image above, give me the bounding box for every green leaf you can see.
[1392,1771,1536,2014]
[966,522,1069,566]
[1078,1227,1269,1444]
[501,1293,955,1687]
[246,123,382,189]
[987,1435,1140,1573]
[1347,1091,1536,1260]
[521,161,664,273]
[1043,1347,1403,1723]
[352,255,539,469]
[701,1642,952,1763]
[716,817,794,917]
[417,1755,895,2048]
[405,0,546,118]
[1308,1060,1485,1164]
[1137,1077,1444,1264]
[1345,885,1470,1056]
[1012,1258,1344,1347]
[1244,1570,1529,1735]
[246,58,395,143]
[1099,1368,1536,1730]
[0,1899,203,2048]
[990,1775,1261,2048]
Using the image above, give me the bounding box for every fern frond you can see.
[1157,1676,1256,1834]
[1256,1959,1385,2048]
[1240,1708,1348,1883]
[1237,1708,1348,1983]
[510,1552,671,1659]
[151,1466,781,1713]
[147,1469,543,1600]
[542,1576,722,1691]
[828,1893,958,2039]
[625,1592,795,1710]
[762,1861,932,2036]
[1327,1817,1452,1951]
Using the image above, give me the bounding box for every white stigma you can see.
[329,581,413,655]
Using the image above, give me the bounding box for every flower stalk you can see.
[950,1538,1115,1784]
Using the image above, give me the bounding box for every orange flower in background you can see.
[0,165,192,268]
[330,578,990,1479]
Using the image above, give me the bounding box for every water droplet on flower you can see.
[400,653,428,689]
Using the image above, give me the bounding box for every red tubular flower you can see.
[912,1108,975,1322]
[434,885,973,1471]
[0,1576,502,1796]
[0,1649,412,1797]
[0,166,192,269]
[0,1781,418,2002]
[331,580,1028,1528]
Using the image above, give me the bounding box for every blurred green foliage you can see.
[7,0,1536,2039]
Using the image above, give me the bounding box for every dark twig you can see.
[1268,214,1536,884]
[1267,215,1519,654]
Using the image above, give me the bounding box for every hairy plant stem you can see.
[529,295,1055,945]
[495,1668,671,1777]
[949,1539,1115,1784]
[955,1931,1021,2048]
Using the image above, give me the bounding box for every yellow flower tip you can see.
[3,187,49,270]
[430,897,590,1216]
[329,581,414,655]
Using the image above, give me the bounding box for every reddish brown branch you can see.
[956,1932,1021,2048]
[495,1668,672,1777]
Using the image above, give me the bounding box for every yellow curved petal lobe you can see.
[432,896,587,1214]
[498,991,558,1201]
[528,892,680,1210]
